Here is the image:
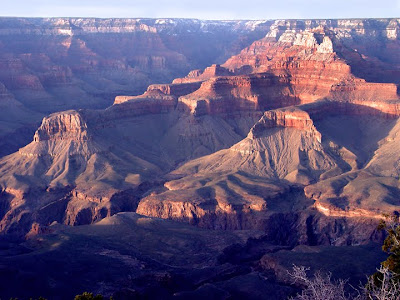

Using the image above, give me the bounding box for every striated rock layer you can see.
[131,21,400,233]
[1,18,400,242]
[0,17,271,157]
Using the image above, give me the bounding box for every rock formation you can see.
[133,20,400,232]
[0,17,400,242]
[0,17,271,157]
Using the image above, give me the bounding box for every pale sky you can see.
[1,0,399,20]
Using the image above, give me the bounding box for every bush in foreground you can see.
[288,212,400,300]
[74,292,105,300]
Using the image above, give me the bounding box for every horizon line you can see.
[0,15,399,21]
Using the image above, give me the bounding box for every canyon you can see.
[0,17,271,157]
[0,17,400,299]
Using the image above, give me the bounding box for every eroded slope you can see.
[1,18,400,239]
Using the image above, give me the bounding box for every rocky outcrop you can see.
[136,197,267,230]
[178,75,259,115]
[312,201,383,219]
[0,182,154,236]
[114,82,202,109]
[173,64,234,83]
[111,91,177,119]
[146,82,202,97]
[223,27,339,72]
[63,187,146,226]
[250,107,321,141]
[32,111,90,142]
[16,110,101,158]
[136,174,288,230]
[330,81,398,102]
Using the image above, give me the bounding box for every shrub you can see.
[74,292,104,300]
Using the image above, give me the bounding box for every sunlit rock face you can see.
[0,18,400,241]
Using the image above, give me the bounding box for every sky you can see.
[1,0,400,20]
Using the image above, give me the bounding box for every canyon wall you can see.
[0,17,271,157]
[0,18,400,241]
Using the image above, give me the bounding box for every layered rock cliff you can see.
[0,17,271,157]
[33,111,90,142]
[170,20,399,121]
[223,18,400,83]
[1,18,400,239]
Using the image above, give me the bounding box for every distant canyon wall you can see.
[0,17,271,156]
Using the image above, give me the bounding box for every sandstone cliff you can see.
[1,18,400,239]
